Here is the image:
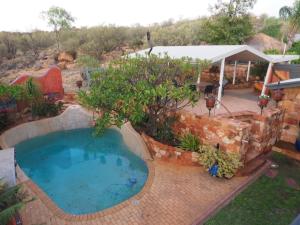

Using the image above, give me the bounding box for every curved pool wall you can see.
[0,105,152,163]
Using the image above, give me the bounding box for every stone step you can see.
[237,153,271,176]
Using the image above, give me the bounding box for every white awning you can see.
[130,45,299,64]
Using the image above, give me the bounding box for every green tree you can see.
[79,55,210,138]
[279,0,300,44]
[0,32,18,59]
[201,0,256,44]
[42,6,75,50]
[259,16,283,39]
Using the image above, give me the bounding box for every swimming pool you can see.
[15,128,148,215]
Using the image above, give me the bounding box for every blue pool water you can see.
[15,128,148,215]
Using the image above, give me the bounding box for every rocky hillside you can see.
[0,45,133,93]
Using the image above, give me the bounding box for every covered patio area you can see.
[186,88,273,116]
[133,45,299,113]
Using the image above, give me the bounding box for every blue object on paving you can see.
[291,214,300,225]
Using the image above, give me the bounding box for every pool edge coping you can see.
[20,159,155,221]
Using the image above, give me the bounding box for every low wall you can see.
[0,105,151,161]
[173,109,283,164]
[141,133,200,166]
[173,111,251,159]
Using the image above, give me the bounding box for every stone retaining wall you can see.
[173,109,283,164]
[141,133,200,166]
[141,109,283,166]
[278,87,300,143]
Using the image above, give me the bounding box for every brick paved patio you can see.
[20,160,267,225]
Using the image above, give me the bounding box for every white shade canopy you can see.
[130,45,299,64]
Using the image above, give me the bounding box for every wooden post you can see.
[217,58,225,109]
[246,61,251,82]
[261,62,273,96]
[233,60,237,85]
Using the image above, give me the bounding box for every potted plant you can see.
[0,180,33,225]
[296,129,300,152]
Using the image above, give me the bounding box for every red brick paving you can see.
[20,160,264,225]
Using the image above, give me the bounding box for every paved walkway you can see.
[20,160,260,225]
[187,88,276,116]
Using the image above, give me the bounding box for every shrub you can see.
[0,112,9,132]
[32,101,63,117]
[78,54,210,138]
[198,145,243,178]
[179,132,200,152]
[77,55,100,68]
[0,180,33,225]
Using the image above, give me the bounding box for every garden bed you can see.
[141,133,200,166]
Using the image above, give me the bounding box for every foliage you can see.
[24,78,63,117]
[200,16,253,44]
[77,55,100,68]
[251,62,268,80]
[287,41,300,64]
[264,49,281,54]
[0,112,9,132]
[79,55,210,138]
[258,16,283,39]
[32,101,63,117]
[0,31,54,59]
[179,132,201,152]
[42,6,75,50]
[155,116,178,145]
[198,145,243,178]
[25,78,43,103]
[0,180,33,225]
[279,0,300,44]
[79,26,127,59]
[0,32,18,59]
[0,84,24,100]
[205,152,300,225]
[200,0,256,44]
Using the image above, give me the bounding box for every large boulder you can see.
[58,51,74,63]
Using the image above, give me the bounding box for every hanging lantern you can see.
[206,95,216,116]
[258,95,270,115]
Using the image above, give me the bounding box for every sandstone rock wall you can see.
[173,109,283,164]
[278,87,300,143]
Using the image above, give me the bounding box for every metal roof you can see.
[267,78,300,89]
[268,55,299,63]
[129,45,299,64]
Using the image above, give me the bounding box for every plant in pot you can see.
[0,180,33,225]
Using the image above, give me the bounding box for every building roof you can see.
[245,33,284,52]
[268,55,300,63]
[267,78,300,89]
[130,45,298,64]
